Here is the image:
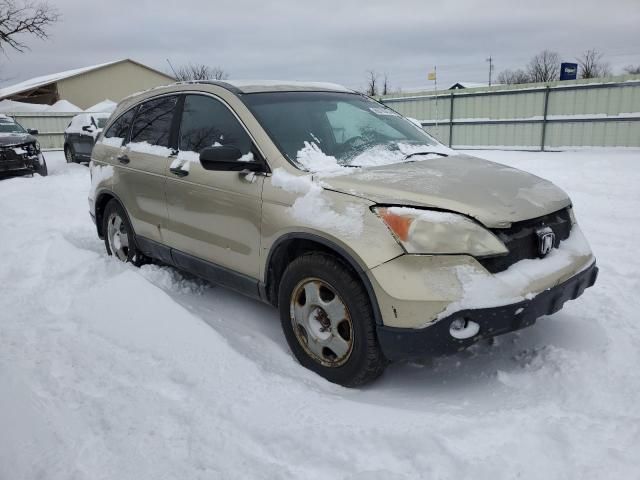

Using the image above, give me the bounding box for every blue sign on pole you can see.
[560,63,578,81]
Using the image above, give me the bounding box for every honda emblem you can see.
[536,227,555,257]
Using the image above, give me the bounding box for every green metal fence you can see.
[380,74,640,150]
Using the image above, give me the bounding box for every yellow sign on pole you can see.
[428,71,436,81]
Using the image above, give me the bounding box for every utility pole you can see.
[486,56,494,87]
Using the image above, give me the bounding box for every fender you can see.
[265,232,384,326]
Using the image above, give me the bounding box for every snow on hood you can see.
[285,142,569,228]
[321,154,571,228]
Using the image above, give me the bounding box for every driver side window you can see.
[179,95,252,155]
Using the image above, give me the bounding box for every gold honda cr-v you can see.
[89,80,598,386]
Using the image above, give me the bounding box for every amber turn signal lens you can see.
[378,208,413,241]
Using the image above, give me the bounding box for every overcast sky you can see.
[1,0,639,91]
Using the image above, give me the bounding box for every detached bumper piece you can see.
[377,261,599,361]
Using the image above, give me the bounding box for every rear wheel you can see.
[278,253,386,387]
[102,200,146,266]
[64,145,75,163]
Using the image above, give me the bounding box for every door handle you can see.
[170,166,189,177]
[117,154,130,164]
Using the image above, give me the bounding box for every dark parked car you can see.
[64,113,110,163]
[0,115,47,177]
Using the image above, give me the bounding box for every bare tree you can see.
[527,50,560,83]
[624,65,640,75]
[365,70,378,96]
[382,73,389,95]
[0,0,60,52]
[577,49,611,79]
[497,68,530,85]
[174,63,228,81]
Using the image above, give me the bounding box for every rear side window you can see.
[104,108,136,142]
[130,96,178,147]
[179,95,252,154]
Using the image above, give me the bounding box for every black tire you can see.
[102,199,147,266]
[64,145,75,163]
[35,155,48,177]
[278,253,387,387]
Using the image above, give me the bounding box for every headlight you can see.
[373,206,508,256]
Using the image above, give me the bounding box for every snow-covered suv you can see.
[88,81,598,386]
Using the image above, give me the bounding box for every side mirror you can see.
[27,128,39,135]
[199,145,265,172]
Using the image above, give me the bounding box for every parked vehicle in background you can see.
[64,113,111,163]
[88,81,598,386]
[0,115,47,177]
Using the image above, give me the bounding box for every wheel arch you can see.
[94,191,133,240]
[264,233,384,326]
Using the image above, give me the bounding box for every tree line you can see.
[496,49,640,84]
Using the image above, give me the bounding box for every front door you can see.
[164,94,264,281]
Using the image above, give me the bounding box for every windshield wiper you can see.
[403,151,449,161]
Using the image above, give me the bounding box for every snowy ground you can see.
[1,149,639,479]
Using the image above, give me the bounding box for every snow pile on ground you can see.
[0,98,82,113]
[85,99,117,113]
[0,149,639,479]
[47,100,83,113]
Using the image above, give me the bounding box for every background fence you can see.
[8,74,640,152]
[381,74,640,150]
[7,113,76,150]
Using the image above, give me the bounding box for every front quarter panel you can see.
[260,176,404,281]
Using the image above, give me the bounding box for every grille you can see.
[478,208,572,274]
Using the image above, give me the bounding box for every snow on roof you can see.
[220,80,353,93]
[0,60,122,100]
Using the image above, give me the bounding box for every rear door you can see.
[164,93,265,281]
[112,95,179,246]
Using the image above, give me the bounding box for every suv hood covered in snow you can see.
[0,133,36,147]
[322,154,571,228]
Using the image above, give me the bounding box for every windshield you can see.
[0,118,26,134]
[243,91,448,170]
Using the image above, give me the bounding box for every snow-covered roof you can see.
[0,59,174,100]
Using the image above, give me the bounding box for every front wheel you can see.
[278,253,387,387]
[35,155,47,176]
[102,200,146,266]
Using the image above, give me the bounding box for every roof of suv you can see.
[177,79,354,94]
